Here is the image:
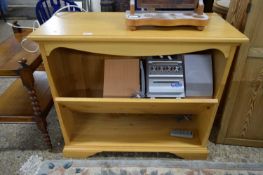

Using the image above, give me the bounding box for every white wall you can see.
[91,0,101,12]
[7,0,101,11]
[75,0,101,12]
[8,0,36,6]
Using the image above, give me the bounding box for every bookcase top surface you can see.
[29,12,248,43]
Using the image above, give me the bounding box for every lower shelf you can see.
[62,113,208,159]
[63,145,208,160]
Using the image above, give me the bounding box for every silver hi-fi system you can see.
[145,54,213,98]
[146,55,185,98]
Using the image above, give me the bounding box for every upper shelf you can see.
[29,13,248,44]
[56,97,218,114]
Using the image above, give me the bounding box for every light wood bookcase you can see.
[28,12,247,159]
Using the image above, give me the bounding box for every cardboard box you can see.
[103,59,140,97]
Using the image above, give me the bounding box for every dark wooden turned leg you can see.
[28,89,52,150]
[17,58,52,150]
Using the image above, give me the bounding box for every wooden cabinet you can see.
[29,12,247,159]
[217,0,263,147]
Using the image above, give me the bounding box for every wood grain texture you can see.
[217,0,263,147]
[56,97,218,114]
[56,103,75,144]
[28,13,247,43]
[0,116,35,123]
[0,29,53,149]
[29,13,247,57]
[227,59,263,140]
[212,50,226,97]
[197,106,214,146]
[239,66,263,138]
[70,113,200,147]
[126,17,209,30]
[226,0,250,32]
[198,47,237,146]
[0,34,41,76]
[31,12,246,158]
[46,49,147,97]
[248,48,263,58]
[43,42,232,58]
[0,71,52,116]
[223,138,263,148]
[103,59,140,97]
[217,0,260,143]
[61,111,208,159]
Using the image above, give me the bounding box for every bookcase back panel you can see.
[47,48,142,97]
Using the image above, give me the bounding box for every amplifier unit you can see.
[145,54,213,98]
[146,55,185,98]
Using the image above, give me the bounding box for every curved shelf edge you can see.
[43,42,234,58]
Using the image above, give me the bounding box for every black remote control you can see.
[170,129,193,139]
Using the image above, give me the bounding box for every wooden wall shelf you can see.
[29,12,247,159]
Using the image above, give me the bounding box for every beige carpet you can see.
[20,156,263,175]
